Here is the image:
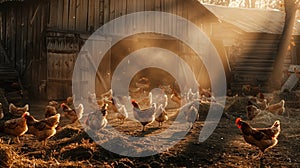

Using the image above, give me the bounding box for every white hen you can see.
[85,104,108,130]
[187,88,200,102]
[155,104,168,127]
[185,105,199,129]
[151,89,168,109]
[132,100,156,132]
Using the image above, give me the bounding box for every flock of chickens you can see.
[236,91,287,159]
[0,80,289,160]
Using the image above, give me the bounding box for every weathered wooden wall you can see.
[47,0,216,34]
[45,0,217,99]
[5,0,294,99]
[0,0,49,98]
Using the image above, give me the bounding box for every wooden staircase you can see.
[230,35,280,92]
[0,42,24,104]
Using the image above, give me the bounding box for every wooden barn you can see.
[203,4,300,92]
[0,0,298,100]
[0,0,227,100]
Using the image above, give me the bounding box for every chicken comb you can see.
[60,103,67,108]
[235,118,242,125]
[22,111,30,118]
[131,100,139,108]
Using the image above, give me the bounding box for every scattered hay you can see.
[198,102,225,120]
[225,96,249,113]
[0,143,59,168]
[53,126,82,140]
[0,143,15,167]
[60,139,96,161]
[111,158,135,168]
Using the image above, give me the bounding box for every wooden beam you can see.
[85,52,108,91]
[30,3,41,25]
[0,41,12,64]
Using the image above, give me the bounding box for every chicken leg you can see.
[252,151,264,160]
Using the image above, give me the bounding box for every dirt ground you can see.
[0,91,300,168]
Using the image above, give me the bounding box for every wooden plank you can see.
[56,0,64,29]
[0,12,2,43]
[69,0,76,30]
[47,52,52,79]
[88,0,95,32]
[75,0,86,31]
[155,0,161,11]
[181,0,188,40]
[109,0,115,34]
[65,53,72,80]
[99,0,104,26]
[27,5,33,70]
[69,53,76,80]
[162,0,167,33]
[0,11,5,62]
[172,0,177,35]
[40,3,45,33]
[120,0,127,34]
[109,0,115,20]
[56,53,61,79]
[103,0,109,24]
[5,10,10,56]
[126,0,135,14]
[119,0,127,35]
[35,4,42,85]
[115,0,121,18]
[122,0,127,15]
[94,0,100,29]
[145,0,153,31]
[15,4,22,72]
[62,0,69,29]
[176,0,183,37]
[10,7,16,68]
[115,0,122,35]
[30,3,41,26]
[0,12,4,63]
[136,0,145,31]
[49,0,58,27]
[0,40,11,64]
[61,54,67,80]
[126,0,135,33]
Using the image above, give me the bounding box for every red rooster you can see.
[236,118,280,159]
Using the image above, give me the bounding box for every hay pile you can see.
[0,142,15,167]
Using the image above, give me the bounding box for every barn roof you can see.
[202,4,285,34]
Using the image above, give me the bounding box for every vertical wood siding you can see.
[0,1,49,98]
[47,0,216,35]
